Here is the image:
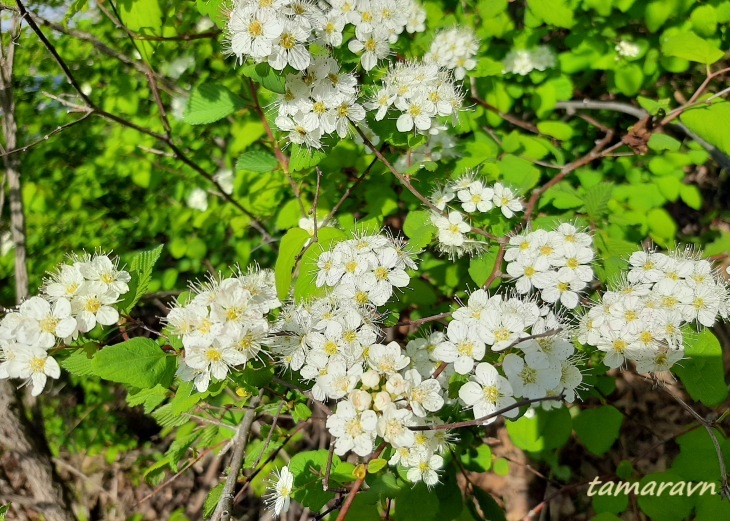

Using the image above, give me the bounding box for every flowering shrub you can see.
[2,0,730,520]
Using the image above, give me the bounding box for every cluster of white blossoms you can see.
[167,267,280,392]
[314,233,416,306]
[269,232,454,486]
[615,40,641,58]
[424,27,479,80]
[227,0,427,72]
[579,248,730,373]
[502,46,556,75]
[434,288,584,421]
[0,253,130,395]
[275,56,365,148]
[427,173,523,259]
[367,61,465,135]
[505,224,595,310]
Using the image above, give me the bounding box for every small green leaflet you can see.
[118,244,163,314]
[183,84,247,125]
[275,228,311,301]
[236,146,279,173]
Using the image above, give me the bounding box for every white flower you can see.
[405,369,444,417]
[406,453,443,487]
[185,342,247,388]
[492,183,523,218]
[9,346,61,396]
[72,284,120,333]
[266,466,294,517]
[367,341,410,375]
[348,27,390,71]
[502,353,561,399]
[615,40,640,58]
[228,7,284,63]
[269,21,311,71]
[431,211,470,247]
[459,362,517,425]
[185,187,208,211]
[78,254,131,295]
[377,403,416,447]
[275,111,323,149]
[17,296,76,348]
[326,399,378,456]
[432,320,485,374]
[44,264,85,301]
[457,181,494,213]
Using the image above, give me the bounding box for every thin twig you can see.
[409,395,564,431]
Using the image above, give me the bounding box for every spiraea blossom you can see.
[615,40,641,58]
[579,247,730,373]
[167,267,281,392]
[265,465,294,517]
[424,27,479,80]
[503,46,556,75]
[367,61,465,135]
[505,224,595,309]
[0,252,130,395]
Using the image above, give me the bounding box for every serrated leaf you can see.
[183,84,247,125]
[91,338,176,389]
[152,402,191,428]
[275,228,311,301]
[236,146,279,173]
[204,483,224,519]
[60,345,97,376]
[661,31,724,65]
[289,450,338,510]
[583,182,614,220]
[119,245,163,313]
[126,384,168,414]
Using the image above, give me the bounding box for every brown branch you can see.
[0,112,93,158]
[353,125,502,243]
[409,395,564,431]
[211,392,263,521]
[335,443,386,521]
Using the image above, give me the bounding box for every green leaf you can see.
[647,208,676,243]
[493,457,510,475]
[673,329,728,406]
[505,407,572,452]
[236,146,279,173]
[637,97,671,116]
[573,406,624,455]
[614,63,643,96]
[60,345,97,376]
[126,384,168,414]
[680,101,730,156]
[289,450,337,510]
[242,62,286,94]
[196,0,226,28]
[583,182,613,221]
[537,121,574,141]
[91,338,176,389]
[293,402,312,422]
[648,133,681,152]
[119,244,164,313]
[461,444,492,472]
[367,458,387,474]
[679,183,702,210]
[204,483,224,519]
[527,0,575,28]
[471,57,503,77]
[275,228,311,301]
[672,427,730,482]
[118,0,163,63]
[468,250,499,287]
[183,84,247,125]
[396,482,439,521]
[402,210,437,251]
[637,471,696,521]
[661,31,725,65]
[498,154,541,193]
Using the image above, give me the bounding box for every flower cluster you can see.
[427,172,524,259]
[227,0,324,71]
[367,61,465,134]
[615,40,641,58]
[579,248,730,373]
[434,288,585,421]
[226,0,427,72]
[502,46,556,75]
[314,232,416,306]
[0,253,130,395]
[424,27,479,79]
[505,224,595,309]
[167,267,280,392]
[275,56,365,148]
